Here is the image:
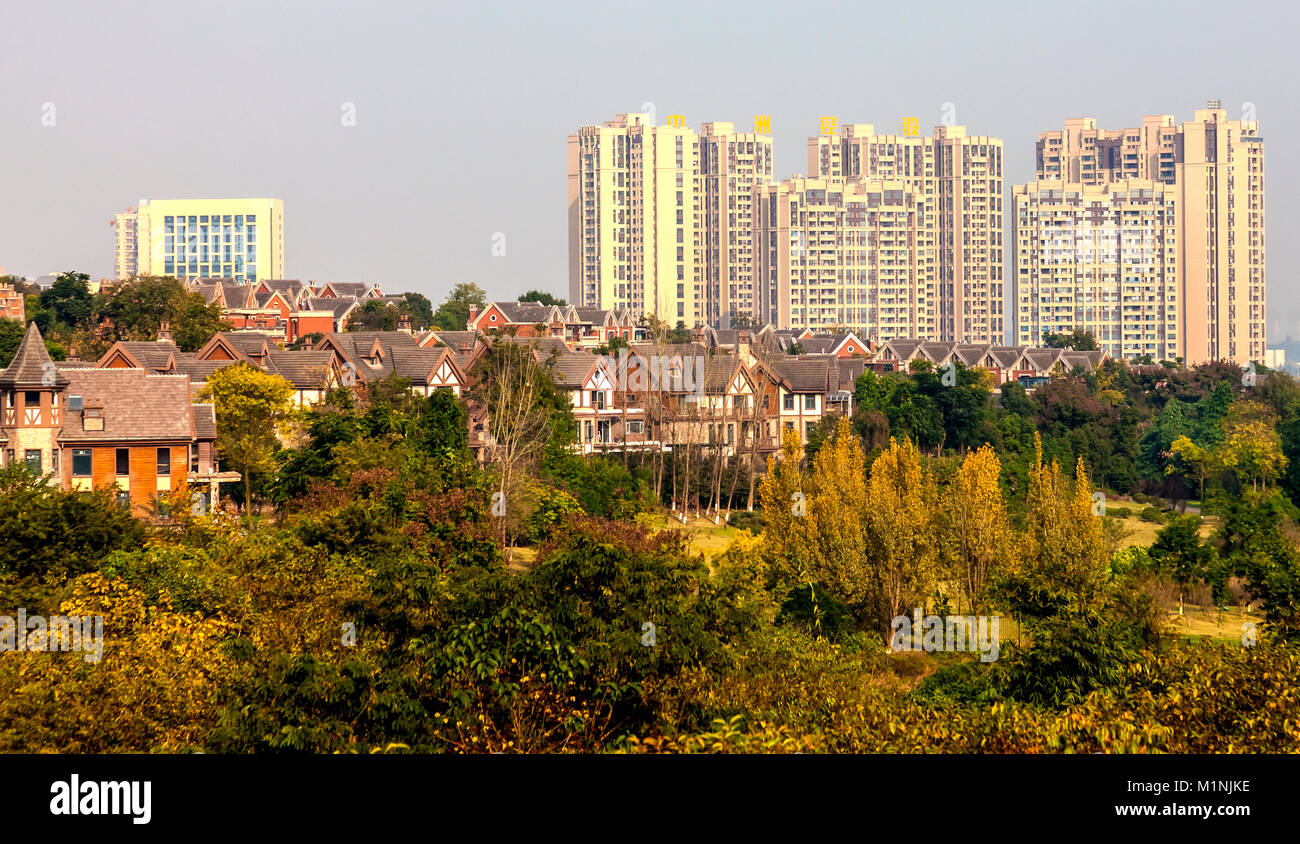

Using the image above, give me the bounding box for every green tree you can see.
[38,271,93,329]
[518,290,566,307]
[346,300,400,332]
[1042,328,1099,351]
[402,292,435,330]
[197,363,297,513]
[0,465,146,579]
[432,283,488,331]
[1150,515,1218,610]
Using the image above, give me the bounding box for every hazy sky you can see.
[3,0,1298,339]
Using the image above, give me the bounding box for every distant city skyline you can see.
[3,0,1297,341]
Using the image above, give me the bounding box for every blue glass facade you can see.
[162,213,259,282]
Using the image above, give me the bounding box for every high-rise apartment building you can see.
[568,114,702,328]
[754,176,931,340]
[1029,102,1264,364]
[809,124,1003,344]
[699,122,773,329]
[110,198,285,285]
[1013,180,1180,361]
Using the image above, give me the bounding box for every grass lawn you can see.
[1107,511,1217,550]
[637,511,746,560]
[1166,604,1263,643]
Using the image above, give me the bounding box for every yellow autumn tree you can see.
[865,436,939,640]
[941,444,1015,613]
[0,573,234,752]
[1021,434,1107,612]
[805,417,871,604]
[757,426,812,589]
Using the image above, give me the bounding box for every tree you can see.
[0,319,64,367]
[519,290,566,307]
[346,300,400,332]
[757,426,809,591]
[197,363,297,514]
[432,283,488,331]
[402,293,435,330]
[0,466,145,579]
[39,271,93,329]
[864,436,938,640]
[805,418,870,609]
[171,292,230,352]
[468,340,572,558]
[1149,515,1217,611]
[1166,435,1218,502]
[1218,401,1287,492]
[941,445,1015,613]
[1042,328,1099,351]
[1014,435,1108,619]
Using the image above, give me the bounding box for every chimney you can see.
[467,305,479,330]
[158,319,172,342]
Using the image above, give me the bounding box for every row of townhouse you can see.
[62,300,1109,495]
[187,278,394,345]
[466,301,646,350]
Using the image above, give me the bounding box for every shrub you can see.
[1140,506,1166,524]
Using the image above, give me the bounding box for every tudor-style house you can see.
[0,323,220,513]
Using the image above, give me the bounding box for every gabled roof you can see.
[425,329,478,350]
[919,342,954,364]
[221,281,253,309]
[951,344,993,367]
[988,346,1030,369]
[265,350,336,388]
[195,331,275,362]
[0,322,67,387]
[485,301,562,325]
[58,369,193,442]
[172,355,231,383]
[774,357,833,393]
[96,340,180,373]
[547,352,605,388]
[1022,349,1063,371]
[877,338,924,362]
[321,282,375,299]
[387,347,465,385]
[300,296,358,319]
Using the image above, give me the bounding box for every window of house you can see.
[804,394,817,410]
[627,420,644,434]
[73,449,92,477]
[116,448,130,476]
[157,448,170,476]
[115,490,130,510]
[783,393,794,411]
[24,449,41,474]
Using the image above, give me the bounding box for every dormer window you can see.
[69,395,84,411]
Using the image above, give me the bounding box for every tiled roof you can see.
[0,322,67,387]
[388,348,455,382]
[173,355,231,383]
[547,352,601,387]
[494,301,557,324]
[325,282,372,298]
[265,350,335,387]
[113,340,180,371]
[301,297,356,318]
[193,403,216,439]
[775,357,832,392]
[58,369,194,442]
